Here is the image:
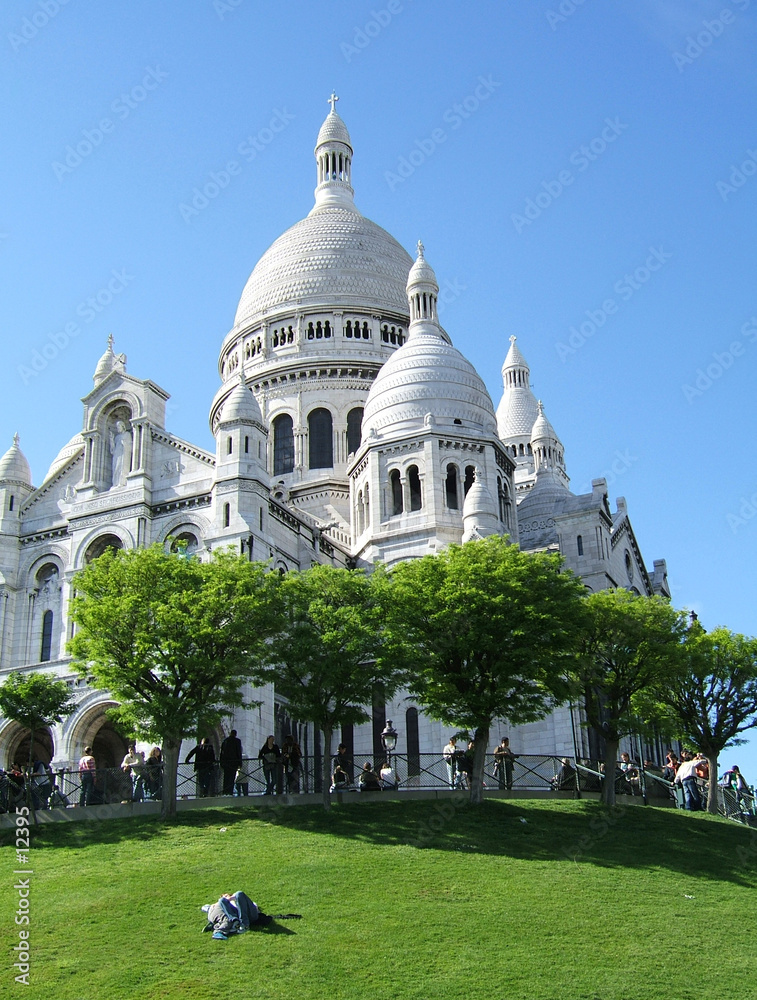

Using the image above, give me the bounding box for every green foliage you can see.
[258,563,402,801]
[381,537,585,732]
[0,671,75,737]
[378,537,586,802]
[68,545,280,816]
[578,589,689,744]
[649,626,757,757]
[69,545,277,740]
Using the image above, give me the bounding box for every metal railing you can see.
[7,756,751,822]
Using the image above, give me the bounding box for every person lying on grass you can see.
[201,891,301,939]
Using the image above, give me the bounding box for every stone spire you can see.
[530,400,569,489]
[312,93,355,212]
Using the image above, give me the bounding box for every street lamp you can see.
[380,720,398,763]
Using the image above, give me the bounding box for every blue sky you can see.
[2,1,756,771]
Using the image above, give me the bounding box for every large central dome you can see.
[232,104,413,333]
[233,207,413,331]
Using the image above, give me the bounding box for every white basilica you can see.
[0,100,670,772]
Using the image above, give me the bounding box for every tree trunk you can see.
[469,724,490,805]
[706,753,719,814]
[160,736,181,821]
[321,726,332,811]
[601,738,619,807]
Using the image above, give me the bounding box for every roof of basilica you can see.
[362,248,497,438]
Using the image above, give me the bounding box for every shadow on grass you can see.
[13,799,757,888]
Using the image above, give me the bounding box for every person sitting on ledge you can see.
[330,764,350,793]
[358,761,382,792]
[379,761,397,790]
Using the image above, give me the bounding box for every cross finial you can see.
[417,240,425,258]
[509,335,516,345]
[107,333,114,351]
[328,92,339,113]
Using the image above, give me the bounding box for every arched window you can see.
[273,414,294,475]
[390,470,403,516]
[84,534,123,563]
[445,464,459,510]
[227,436,233,455]
[408,466,422,511]
[224,503,230,528]
[577,535,584,556]
[9,495,14,511]
[346,407,363,456]
[40,610,53,662]
[308,408,333,469]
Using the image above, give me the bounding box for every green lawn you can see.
[3,798,756,1000]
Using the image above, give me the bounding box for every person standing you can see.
[78,746,96,807]
[220,729,243,796]
[122,743,146,801]
[674,751,703,811]
[185,738,217,797]
[493,737,516,791]
[443,736,458,789]
[258,735,282,795]
[282,735,302,794]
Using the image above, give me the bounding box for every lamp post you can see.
[380,720,398,765]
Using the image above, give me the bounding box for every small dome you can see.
[93,334,126,385]
[496,337,539,440]
[406,242,438,292]
[220,377,263,425]
[316,110,352,150]
[531,401,559,445]
[462,476,495,519]
[0,433,32,486]
[44,433,85,482]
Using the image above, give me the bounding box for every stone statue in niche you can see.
[109,419,133,488]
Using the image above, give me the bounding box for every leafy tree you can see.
[257,563,398,809]
[577,589,689,806]
[0,671,75,818]
[68,545,280,819]
[648,626,757,813]
[379,536,587,804]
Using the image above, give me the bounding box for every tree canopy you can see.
[647,625,757,812]
[0,671,75,817]
[68,544,280,819]
[379,536,587,803]
[257,563,398,808]
[577,588,689,805]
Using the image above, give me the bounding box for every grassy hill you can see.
[4,798,757,1000]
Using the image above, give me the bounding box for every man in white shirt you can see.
[443,737,458,790]
[674,752,704,811]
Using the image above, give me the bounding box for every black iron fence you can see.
[3,755,753,825]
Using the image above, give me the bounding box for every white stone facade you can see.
[0,103,669,773]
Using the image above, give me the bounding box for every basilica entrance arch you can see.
[69,701,129,769]
[1,723,54,769]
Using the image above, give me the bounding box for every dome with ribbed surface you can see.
[220,376,263,424]
[233,208,413,330]
[362,333,496,437]
[0,434,32,486]
[316,110,352,149]
[496,336,539,440]
[44,433,84,483]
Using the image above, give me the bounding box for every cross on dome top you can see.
[416,240,425,258]
[328,92,339,113]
